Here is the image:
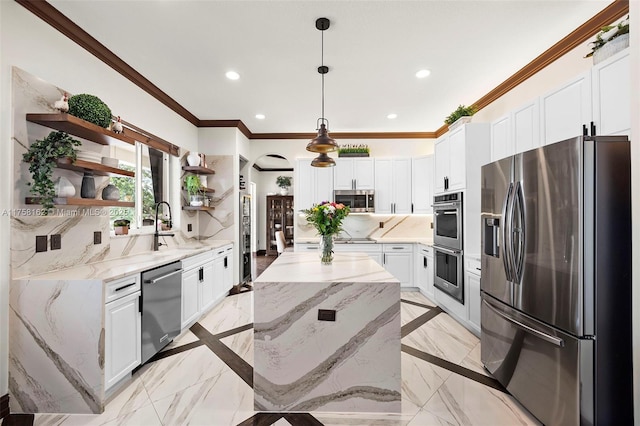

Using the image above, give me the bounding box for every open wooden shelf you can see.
[26,113,136,146]
[182,166,215,175]
[181,186,215,194]
[182,206,215,211]
[25,197,135,207]
[56,158,135,178]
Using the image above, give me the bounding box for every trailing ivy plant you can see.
[67,93,113,128]
[22,131,81,213]
[444,104,477,125]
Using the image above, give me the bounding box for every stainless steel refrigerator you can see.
[240,194,252,285]
[480,135,633,425]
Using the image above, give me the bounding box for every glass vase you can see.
[319,234,334,265]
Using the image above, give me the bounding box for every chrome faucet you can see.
[154,201,175,251]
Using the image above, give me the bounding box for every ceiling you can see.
[48,0,613,134]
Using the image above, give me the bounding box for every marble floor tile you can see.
[312,411,412,425]
[402,314,478,365]
[272,418,292,425]
[459,343,489,377]
[401,352,452,417]
[138,345,228,402]
[400,302,429,326]
[198,292,253,335]
[161,329,199,352]
[423,373,541,425]
[33,402,160,426]
[219,328,254,367]
[152,369,254,426]
[407,409,457,426]
[401,291,436,306]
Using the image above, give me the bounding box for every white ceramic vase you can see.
[54,176,76,198]
[187,152,201,167]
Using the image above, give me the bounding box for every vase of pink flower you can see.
[302,201,350,265]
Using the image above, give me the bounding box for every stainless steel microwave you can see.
[333,190,375,213]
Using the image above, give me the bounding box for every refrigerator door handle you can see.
[513,181,526,283]
[502,183,515,282]
[483,299,565,347]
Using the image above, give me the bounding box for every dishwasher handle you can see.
[145,269,182,284]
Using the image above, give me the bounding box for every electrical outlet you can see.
[36,235,47,253]
[188,224,192,232]
[51,234,61,250]
[318,309,336,322]
[94,231,102,245]
[379,221,384,229]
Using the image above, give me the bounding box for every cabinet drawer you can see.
[295,243,319,252]
[466,257,481,275]
[383,243,413,253]
[105,274,141,304]
[334,243,381,253]
[418,244,432,256]
[213,244,232,257]
[182,250,214,270]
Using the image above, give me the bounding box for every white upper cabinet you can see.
[490,115,512,161]
[374,158,412,214]
[540,71,592,145]
[295,159,334,210]
[333,158,375,190]
[512,99,540,153]
[592,50,630,136]
[411,155,434,214]
[434,135,449,194]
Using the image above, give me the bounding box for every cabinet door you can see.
[491,115,512,161]
[392,158,412,213]
[384,252,413,287]
[333,159,354,190]
[434,137,449,194]
[105,291,141,390]
[199,262,216,313]
[222,250,233,298]
[181,268,200,329]
[411,156,434,214]
[513,99,540,154]
[467,271,481,335]
[426,254,434,300]
[447,127,466,191]
[592,50,630,136]
[540,71,592,145]
[295,159,314,211]
[353,158,375,189]
[374,159,393,214]
[315,165,334,203]
[414,250,428,292]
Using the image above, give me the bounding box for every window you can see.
[109,142,169,231]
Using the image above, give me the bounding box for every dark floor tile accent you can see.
[0,414,35,426]
[401,298,437,310]
[213,322,254,340]
[401,306,443,338]
[190,322,254,387]
[236,412,283,426]
[401,344,508,394]
[151,340,205,361]
[229,283,253,295]
[0,394,9,421]
[283,412,325,425]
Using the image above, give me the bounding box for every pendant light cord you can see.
[321,27,325,123]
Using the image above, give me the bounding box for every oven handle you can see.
[433,246,461,255]
[483,299,565,347]
[433,202,460,207]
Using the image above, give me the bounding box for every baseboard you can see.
[0,393,9,420]
[256,250,266,256]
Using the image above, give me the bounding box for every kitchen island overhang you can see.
[253,252,401,413]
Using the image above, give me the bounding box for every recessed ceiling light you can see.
[387,113,398,119]
[225,71,240,80]
[255,114,266,120]
[415,69,431,78]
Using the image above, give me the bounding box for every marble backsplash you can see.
[193,155,235,242]
[296,213,433,241]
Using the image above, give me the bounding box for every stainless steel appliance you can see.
[433,192,463,250]
[240,194,252,284]
[333,190,375,213]
[480,135,633,425]
[433,245,463,303]
[141,261,182,364]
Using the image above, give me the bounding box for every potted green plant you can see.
[184,174,204,206]
[67,93,113,128]
[585,15,629,63]
[338,144,370,157]
[444,104,477,129]
[276,176,292,195]
[22,131,81,214]
[113,219,130,235]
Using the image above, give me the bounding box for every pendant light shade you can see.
[308,17,338,166]
[311,152,336,167]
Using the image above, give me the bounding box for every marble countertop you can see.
[295,237,433,246]
[15,240,234,282]
[255,252,399,283]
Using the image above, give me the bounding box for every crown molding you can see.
[18,0,628,140]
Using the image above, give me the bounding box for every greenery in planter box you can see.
[585,15,629,58]
[444,104,477,125]
[22,131,81,213]
[276,176,292,189]
[67,94,113,128]
[113,219,130,227]
[338,144,370,155]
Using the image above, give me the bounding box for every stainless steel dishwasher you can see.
[141,261,182,364]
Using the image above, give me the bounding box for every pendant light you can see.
[307,17,338,167]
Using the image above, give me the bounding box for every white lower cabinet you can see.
[414,245,434,299]
[333,243,383,266]
[466,257,482,336]
[181,267,200,328]
[383,244,413,287]
[104,275,141,390]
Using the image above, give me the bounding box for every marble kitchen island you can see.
[253,252,401,413]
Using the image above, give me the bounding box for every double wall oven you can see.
[433,192,464,303]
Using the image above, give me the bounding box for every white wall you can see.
[0,1,199,398]
[630,0,639,419]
